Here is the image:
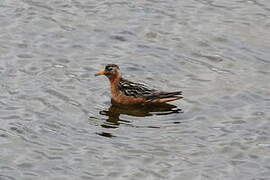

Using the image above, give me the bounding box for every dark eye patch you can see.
[106,67,113,71]
[105,64,119,71]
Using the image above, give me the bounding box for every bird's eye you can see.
[107,67,113,71]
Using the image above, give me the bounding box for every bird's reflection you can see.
[98,103,183,130]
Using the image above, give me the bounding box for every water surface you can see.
[0,0,270,179]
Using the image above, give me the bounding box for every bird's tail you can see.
[145,91,183,103]
[158,91,182,98]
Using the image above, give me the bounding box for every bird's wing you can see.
[118,78,182,102]
[144,91,182,102]
[118,78,157,98]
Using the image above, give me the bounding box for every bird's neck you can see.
[108,72,121,84]
[108,73,121,96]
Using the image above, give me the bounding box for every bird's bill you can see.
[95,71,106,76]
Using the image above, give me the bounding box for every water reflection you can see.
[98,103,183,130]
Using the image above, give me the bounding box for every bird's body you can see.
[95,64,182,105]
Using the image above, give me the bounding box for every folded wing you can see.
[118,78,182,103]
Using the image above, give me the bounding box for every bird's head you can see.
[95,64,121,80]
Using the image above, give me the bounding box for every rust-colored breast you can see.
[113,95,145,105]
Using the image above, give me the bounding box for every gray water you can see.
[1,0,270,179]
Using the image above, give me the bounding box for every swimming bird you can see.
[95,64,182,105]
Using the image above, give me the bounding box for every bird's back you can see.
[118,78,182,104]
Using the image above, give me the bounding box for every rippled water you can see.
[1,0,270,179]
